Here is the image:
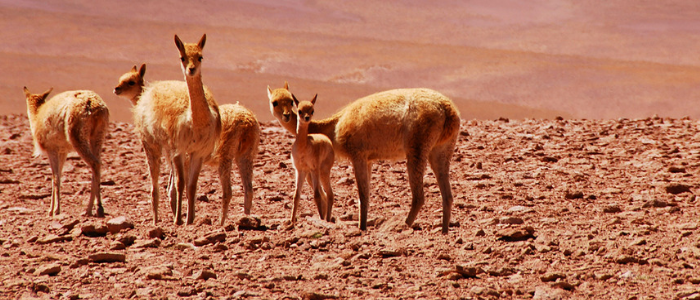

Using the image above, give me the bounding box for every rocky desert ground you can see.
[1,113,700,299]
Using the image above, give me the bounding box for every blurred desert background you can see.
[2,0,700,123]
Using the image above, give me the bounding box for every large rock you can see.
[89,252,126,263]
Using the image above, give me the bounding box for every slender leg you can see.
[172,154,186,225]
[311,172,326,219]
[429,145,456,234]
[351,157,371,231]
[320,167,334,222]
[236,156,255,215]
[405,151,428,228]
[186,155,204,225]
[47,152,66,216]
[219,158,233,226]
[168,167,176,216]
[291,169,306,224]
[143,144,162,225]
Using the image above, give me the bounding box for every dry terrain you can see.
[1,114,700,299]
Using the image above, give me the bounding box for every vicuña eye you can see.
[272,102,278,107]
[128,81,135,86]
[180,57,185,62]
[198,57,203,62]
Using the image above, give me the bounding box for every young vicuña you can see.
[289,94,335,224]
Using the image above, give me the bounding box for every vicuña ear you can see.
[284,81,289,90]
[174,34,185,53]
[292,94,300,107]
[42,87,53,99]
[23,86,31,98]
[198,34,207,49]
[267,86,273,100]
[311,94,317,105]
[131,65,138,72]
[139,64,147,77]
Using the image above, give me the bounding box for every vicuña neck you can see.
[296,120,310,146]
[185,74,211,123]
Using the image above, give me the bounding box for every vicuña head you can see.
[175,34,206,78]
[293,93,316,123]
[113,64,146,105]
[267,82,295,124]
[23,86,110,218]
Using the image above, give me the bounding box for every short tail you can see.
[438,98,461,145]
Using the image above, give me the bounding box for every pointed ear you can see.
[42,87,53,99]
[284,81,289,90]
[311,94,317,105]
[23,86,31,98]
[198,34,207,49]
[131,65,138,72]
[267,86,273,100]
[292,94,299,107]
[139,64,147,77]
[174,34,185,53]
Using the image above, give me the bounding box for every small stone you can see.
[603,205,622,213]
[192,269,217,280]
[80,223,109,237]
[35,263,61,276]
[132,238,161,248]
[629,238,647,247]
[174,243,197,251]
[378,248,405,257]
[498,217,524,225]
[665,184,692,195]
[36,234,72,245]
[496,226,536,241]
[117,234,137,246]
[564,191,584,199]
[302,291,339,300]
[455,265,480,278]
[238,215,264,230]
[615,254,638,264]
[642,199,671,208]
[193,232,226,246]
[147,227,164,239]
[89,252,126,263]
[106,216,134,234]
[109,241,126,250]
[541,272,566,282]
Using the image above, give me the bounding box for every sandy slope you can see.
[3,0,700,123]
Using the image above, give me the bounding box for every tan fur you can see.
[290,94,335,224]
[268,85,460,233]
[133,34,222,225]
[23,87,109,218]
[115,64,260,226]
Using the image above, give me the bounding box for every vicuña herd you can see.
[23,34,461,234]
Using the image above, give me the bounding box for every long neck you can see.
[185,73,211,124]
[295,120,310,149]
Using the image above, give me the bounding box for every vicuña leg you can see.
[291,169,307,224]
[172,154,186,225]
[236,156,255,215]
[429,144,456,234]
[143,143,162,225]
[310,173,326,220]
[47,152,67,216]
[352,158,372,231]
[186,156,205,224]
[219,158,233,226]
[320,167,334,222]
[71,132,103,217]
[405,151,429,228]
